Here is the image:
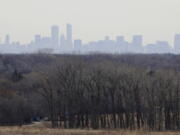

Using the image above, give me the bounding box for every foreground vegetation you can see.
[0,54,179,131]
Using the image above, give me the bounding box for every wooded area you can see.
[0,54,179,130]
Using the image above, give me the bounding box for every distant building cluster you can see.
[0,24,180,54]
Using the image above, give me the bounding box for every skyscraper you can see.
[156,41,170,53]
[116,36,125,45]
[4,35,10,45]
[66,24,73,49]
[51,25,59,48]
[60,34,66,51]
[131,35,143,53]
[35,35,41,45]
[132,35,143,46]
[74,39,82,51]
[174,34,180,53]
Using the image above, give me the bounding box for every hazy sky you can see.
[0,0,180,45]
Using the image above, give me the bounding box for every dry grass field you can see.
[0,122,179,135]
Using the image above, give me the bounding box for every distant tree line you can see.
[0,54,179,131]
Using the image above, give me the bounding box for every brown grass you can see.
[0,122,179,135]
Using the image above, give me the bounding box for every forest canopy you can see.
[0,54,179,131]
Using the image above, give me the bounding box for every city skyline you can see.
[0,0,180,45]
[0,24,180,54]
[0,24,179,46]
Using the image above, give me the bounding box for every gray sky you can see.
[0,0,180,45]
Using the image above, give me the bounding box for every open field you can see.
[0,122,179,135]
[0,127,179,135]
